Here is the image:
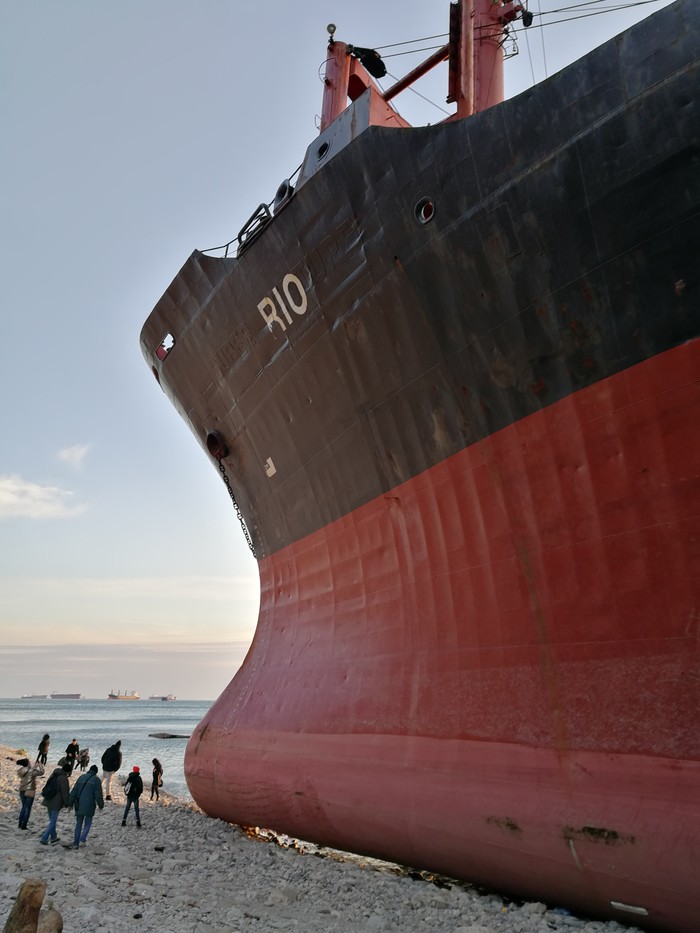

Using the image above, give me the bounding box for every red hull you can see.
[187,341,700,930]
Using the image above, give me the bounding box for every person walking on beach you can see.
[101,740,122,800]
[16,757,45,829]
[65,764,103,849]
[37,733,50,765]
[39,762,71,845]
[64,738,79,775]
[121,766,143,827]
[150,758,163,801]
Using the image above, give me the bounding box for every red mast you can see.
[320,0,528,131]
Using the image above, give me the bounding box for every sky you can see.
[1,0,672,700]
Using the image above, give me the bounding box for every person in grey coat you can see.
[65,764,104,849]
[39,763,71,845]
[16,757,45,829]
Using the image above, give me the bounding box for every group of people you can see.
[16,733,164,850]
[37,734,89,774]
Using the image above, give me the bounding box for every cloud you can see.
[57,443,92,470]
[0,474,85,519]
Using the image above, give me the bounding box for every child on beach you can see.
[150,758,163,801]
[121,766,143,827]
[16,757,45,829]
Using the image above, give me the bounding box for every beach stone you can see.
[36,906,63,933]
[521,901,548,916]
[365,913,389,929]
[431,897,451,909]
[3,877,46,933]
[74,904,103,923]
[133,884,156,899]
[59,893,85,909]
[172,894,198,907]
[265,884,301,905]
[76,876,103,898]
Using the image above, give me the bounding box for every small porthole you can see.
[317,141,330,161]
[415,198,435,225]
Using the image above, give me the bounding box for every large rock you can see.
[3,879,63,933]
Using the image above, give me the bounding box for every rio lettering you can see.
[257,273,308,334]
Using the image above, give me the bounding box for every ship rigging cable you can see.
[374,0,669,58]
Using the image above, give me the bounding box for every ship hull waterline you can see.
[186,339,699,932]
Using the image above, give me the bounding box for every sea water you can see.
[0,697,212,799]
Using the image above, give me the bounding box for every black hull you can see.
[142,0,699,561]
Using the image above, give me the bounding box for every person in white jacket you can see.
[16,757,45,830]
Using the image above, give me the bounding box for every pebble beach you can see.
[0,743,642,933]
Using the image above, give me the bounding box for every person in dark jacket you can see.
[121,766,143,827]
[37,733,50,765]
[65,764,104,849]
[65,739,79,775]
[16,757,45,829]
[39,763,71,845]
[101,740,122,800]
[150,758,163,801]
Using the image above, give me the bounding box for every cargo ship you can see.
[50,693,83,700]
[149,694,177,701]
[108,690,140,700]
[140,1,699,930]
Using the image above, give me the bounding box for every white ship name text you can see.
[257,273,308,334]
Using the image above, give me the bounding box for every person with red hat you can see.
[121,766,144,828]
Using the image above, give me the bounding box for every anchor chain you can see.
[216,456,257,558]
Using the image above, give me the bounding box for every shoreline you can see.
[0,695,210,801]
[0,743,641,932]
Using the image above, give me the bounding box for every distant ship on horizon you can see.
[50,692,83,700]
[108,690,141,700]
[149,694,176,701]
[21,694,48,700]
